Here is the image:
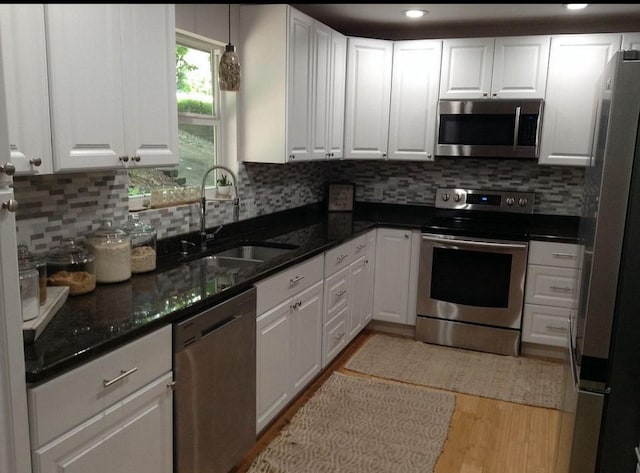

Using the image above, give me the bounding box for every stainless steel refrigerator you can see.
[556,49,640,473]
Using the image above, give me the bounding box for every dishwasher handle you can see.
[201,314,242,338]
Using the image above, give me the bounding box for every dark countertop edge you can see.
[25,202,580,384]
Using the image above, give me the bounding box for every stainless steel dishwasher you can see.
[174,287,256,473]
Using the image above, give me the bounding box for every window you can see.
[128,32,223,206]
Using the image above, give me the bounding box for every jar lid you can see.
[17,244,36,271]
[47,238,94,265]
[88,219,129,241]
[122,214,156,236]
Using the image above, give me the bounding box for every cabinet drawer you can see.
[324,238,355,277]
[324,266,349,323]
[256,254,324,315]
[522,304,572,347]
[322,307,348,369]
[525,265,581,308]
[529,241,583,269]
[28,324,172,447]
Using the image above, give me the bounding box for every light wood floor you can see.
[234,330,561,473]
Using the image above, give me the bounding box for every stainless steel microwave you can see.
[436,99,544,159]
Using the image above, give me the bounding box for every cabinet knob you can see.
[132,155,141,163]
[289,154,295,160]
[30,157,42,167]
[0,162,15,176]
[119,155,129,163]
[382,153,387,158]
[483,92,488,97]
[492,93,497,97]
[1,199,18,212]
[404,234,409,238]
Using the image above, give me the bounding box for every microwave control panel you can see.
[435,188,535,214]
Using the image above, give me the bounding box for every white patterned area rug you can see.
[345,334,564,410]
[247,371,455,473]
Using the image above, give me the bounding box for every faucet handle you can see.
[180,240,196,256]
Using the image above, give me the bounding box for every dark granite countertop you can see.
[24,201,579,385]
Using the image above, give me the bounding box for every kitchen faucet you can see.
[200,165,239,251]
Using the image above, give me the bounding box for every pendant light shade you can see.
[219,4,241,92]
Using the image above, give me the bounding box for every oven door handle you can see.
[422,235,528,250]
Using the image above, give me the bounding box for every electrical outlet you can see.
[373,184,384,200]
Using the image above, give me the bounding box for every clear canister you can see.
[18,257,40,321]
[86,220,132,283]
[122,214,157,273]
[18,243,47,305]
[47,238,96,296]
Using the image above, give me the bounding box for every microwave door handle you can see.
[513,106,521,151]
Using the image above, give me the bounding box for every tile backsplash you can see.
[14,158,583,252]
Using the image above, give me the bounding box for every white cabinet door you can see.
[0,4,52,175]
[539,33,621,166]
[256,298,291,433]
[363,230,376,325]
[121,4,178,168]
[46,4,178,172]
[440,38,494,99]
[32,373,173,473]
[290,281,323,396]
[622,32,640,50]
[286,8,313,162]
[348,256,367,341]
[344,37,393,159]
[388,40,442,162]
[373,228,412,324]
[328,31,347,160]
[310,21,332,160]
[491,35,550,99]
[46,4,127,171]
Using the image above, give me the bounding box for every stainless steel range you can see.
[416,188,535,357]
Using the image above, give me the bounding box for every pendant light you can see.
[219,4,241,92]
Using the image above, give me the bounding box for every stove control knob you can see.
[454,193,462,202]
[518,198,528,207]
[442,193,450,202]
[506,197,515,206]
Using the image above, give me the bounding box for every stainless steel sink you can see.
[212,244,296,262]
[201,255,264,272]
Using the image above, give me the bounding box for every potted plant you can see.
[216,173,233,198]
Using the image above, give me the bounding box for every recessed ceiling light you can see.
[403,9,429,19]
[564,4,589,10]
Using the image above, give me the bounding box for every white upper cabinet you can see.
[622,32,640,50]
[539,33,621,166]
[0,4,53,175]
[343,37,393,160]
[45,4,178,172]
[310,24,347,160]
[440,36,550,99]
[239,4,346,163]
[387,40,442,161]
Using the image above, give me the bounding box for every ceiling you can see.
[290,4,640,40]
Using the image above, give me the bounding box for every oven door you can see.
[417,233,528,329]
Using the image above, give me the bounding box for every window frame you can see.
[128,29,226,211]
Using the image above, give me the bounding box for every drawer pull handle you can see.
[336,290,347,298]
[550,285,573,293]
[356,244,366,251]
[336,254,349,263]
[167,381,177,391]
[290,301,302,310]
[545,325,568,333]
[103,367,138,388]
[552,252,577,259]
[334,332,345,342]
[289,275,304,285]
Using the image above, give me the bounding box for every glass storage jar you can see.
[18,256,40,321]
[122,214,157,273]
[47,238,96,296]
[18,243,47,305]
[86,220,132,283]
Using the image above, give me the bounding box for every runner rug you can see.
[345,334,564,410]
[247,371,455,473]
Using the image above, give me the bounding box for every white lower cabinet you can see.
[28,326,173,473]
[255,255,324,433]
[373,228,414,324]
[522,241,584,348]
